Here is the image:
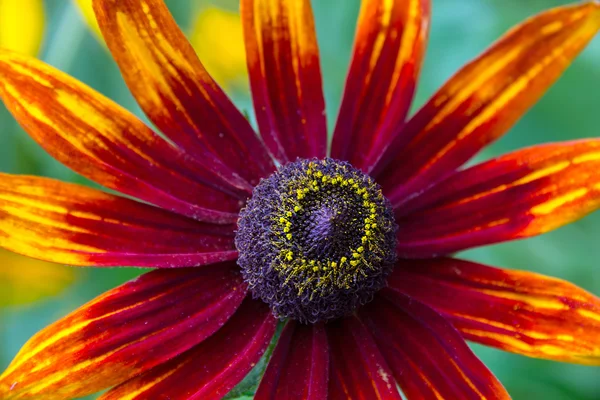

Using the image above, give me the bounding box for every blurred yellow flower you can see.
[0,0,44,56]
[190,6,249,92]
[73,2,247,92]
[73,0,101,39]
[0,1,74,307]
[0,249,75,306]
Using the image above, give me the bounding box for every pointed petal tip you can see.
[0,264,247,399]
[376,0,600,203]
[92,0,275,185]
[389,258,600,365]
[394,139,600,256]
[0,50,248,224]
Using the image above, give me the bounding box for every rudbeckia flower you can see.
[1,0,599,399]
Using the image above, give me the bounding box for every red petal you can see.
[101,298,277,400]
[0,49,246,224]
[241,0,327,162]
[361,293,510,399]
[93,0,274,186]
[0,174,237,267]
[331,0,430,171]
[327,316,402,400]
[395,140,600,257]
[389,258,600,364]
[375,2,600,206]
[0,264,247,399]
[255,321,329,400]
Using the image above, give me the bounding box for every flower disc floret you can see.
[236,158,398,323]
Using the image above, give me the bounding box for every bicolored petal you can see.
[101,298,277,400]
[241,0,327,162]
[395,140,600,257]
[0,174,237,267]
[190,6,249,92]
[361,293,510,399]
[93,0,274,186]
[0,264,247,400]
[0,0,44,56]
[0,49,244,224]
[389,258,600,364]
[375,2,600,206]
[256,321,328,400]
[331,0,430,171]
[328,316,401,400]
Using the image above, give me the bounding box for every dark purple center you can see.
[235,158,397,323]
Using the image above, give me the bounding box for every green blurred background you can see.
[0,0,599,398]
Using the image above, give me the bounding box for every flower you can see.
[0,0,77,308]
[189,6,249,92]
[0,249,75,307]
[73,0,102,40]
[0,0,599,398]
[0,0,44,56]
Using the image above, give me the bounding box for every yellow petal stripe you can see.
[0,49,245,223]
[93,0,275,185]
[394,140,600,256]
[0,173,237,267]
[377,1,600,205]
[0,265,245,399]
[391,258,600,364]
[241,0,328,162]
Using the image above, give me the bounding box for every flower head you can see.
[1,0,600,399]
[237,158,398,323]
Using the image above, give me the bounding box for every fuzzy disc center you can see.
[235,158,398,323]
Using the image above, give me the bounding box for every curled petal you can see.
[256,321,329,400]
[101,298,277,400]
[0,264,247,400]
[395,140,600,257]
[375,2,600,206]
[0,174,237,267]
[361,293,510,399]
[327,316,402,400]
[0,49,245,224]
[93,0,274,185]
[331,0,430,171]
[241,0,327,162]
[389,258,600,364]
